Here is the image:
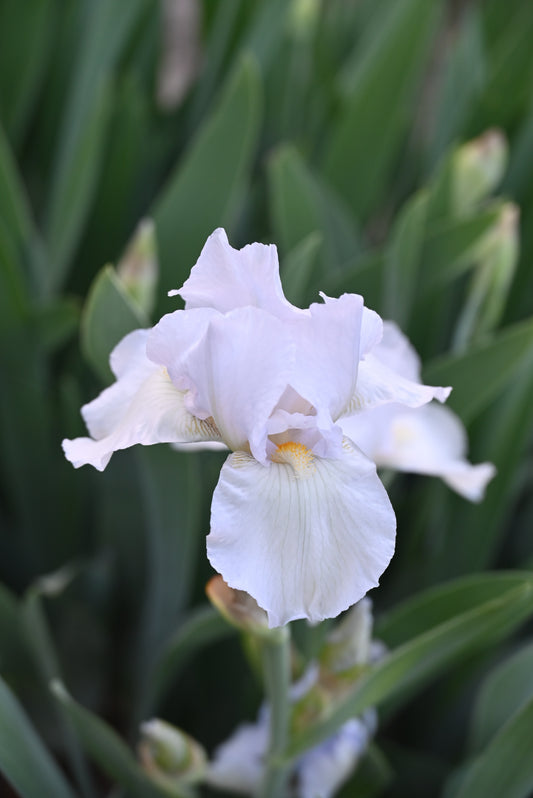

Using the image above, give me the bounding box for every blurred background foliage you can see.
[1,0,533,796]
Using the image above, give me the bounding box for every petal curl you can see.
[342,354,450,416]
[63,369,221,471]
[341,320,450,416]
[207,439,396,627]
[172,228,299,320]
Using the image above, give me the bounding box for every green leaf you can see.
[427,6,486,167]
[383,189,428,325]
[0,130,46,311]
[153,606,235,707]
[81,264,148,382]
[445,355,533,571]
[51,681,189,798]
[281,232,323,307]
[423,316,533,422]
[22,576,95,798]
[34,298,80,353]
[0,0,53,140]
[45,78,113,292]
[322,250,385,313]
[469,642,533,753]
[132,447,210,721]
[268,145,325,255]
[323,0,440,217]
[0,675,77,798]
[504,99,533,200]
[480,5,533,128]
[268,145,359,272]
[375,572,533,648]
[0,218,28,332]
[153,55,262,315]
[419,205,501,292]
[0,123,34,247]
[45,0,148,291]
[448,695,533,798]
[286,576,533,760]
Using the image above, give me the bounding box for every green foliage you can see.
[2,1,533,796]
[0,675,77,798]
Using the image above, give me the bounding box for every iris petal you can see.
[207,438,396,627]
[288,294,364,425]
[342,403,496,502]
[173,228,299,319]
[175,306,294,461]
[63,369,221,471]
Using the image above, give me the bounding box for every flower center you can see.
[271,441,315,476]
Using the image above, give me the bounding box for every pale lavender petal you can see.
[172,228,299,319]
[83,329,155,439]
[207,439,396,628]
[342,354,451,416]
[298,712,377,798]
[63,369,221,471]
[175,306,294,461]
[206,720,267,794]
[288,293,364,425]
[342,402,496,502]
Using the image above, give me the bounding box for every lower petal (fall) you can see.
[62,369,221,471]
[207,439,396,628]
[342,402,496,502]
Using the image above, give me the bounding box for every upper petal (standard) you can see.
[288,294,364,427]
[172,228,299,320]
[174,306,294,461]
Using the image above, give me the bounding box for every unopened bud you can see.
[157,0,201,110]
[138,719,206,787]
[117,218,158,316]
[453,202,520,349]
[320,598,373,673]
[289,0,320,40]
[452,129,508,215]
[206,575,272,637]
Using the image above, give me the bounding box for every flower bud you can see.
[452,129,508,215]
[454,202,519,349]
[320,598,373,673]
[206,575,273,637]
[157,0,201,110]
[289,0,320,40]
[117,218,158,316]
[138,718,206,787]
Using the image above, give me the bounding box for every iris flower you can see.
[63,229,449,627]
[206,707,376,798]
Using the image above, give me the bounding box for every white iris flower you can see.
[63,229,450,627]
[206,706,377,798]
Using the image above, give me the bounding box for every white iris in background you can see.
[341,322,496,502]
[206,706,377,798]
[63,228,451,627]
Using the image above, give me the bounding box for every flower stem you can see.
[257,626,292,798]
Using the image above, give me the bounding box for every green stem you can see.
[257,626,292,798]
